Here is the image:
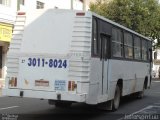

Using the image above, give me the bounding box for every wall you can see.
[20,0,83,11]
[0,2,16,88]
[0,4,16,24]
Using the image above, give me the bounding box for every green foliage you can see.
[90,0,160,48]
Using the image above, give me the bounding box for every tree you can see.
[90,0,160,48]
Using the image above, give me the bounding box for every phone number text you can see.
[25,58,67,68]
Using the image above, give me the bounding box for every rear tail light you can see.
[17,12,26,15]
[68,81,77,91]
[68,81,72,91]
[76,12,85,16]
[9,77,17,87]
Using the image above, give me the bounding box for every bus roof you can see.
[91,12,152,42]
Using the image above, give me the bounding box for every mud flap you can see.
[98,100,113,110]
[86,82,99,104]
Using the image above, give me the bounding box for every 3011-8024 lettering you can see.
[24,58,67,68]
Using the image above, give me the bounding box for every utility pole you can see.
[83,0,86,11]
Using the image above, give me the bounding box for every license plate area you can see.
[35,80,49,87]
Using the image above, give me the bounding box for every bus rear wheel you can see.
[112,85,121,111]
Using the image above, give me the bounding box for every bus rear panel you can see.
[3,9,92,103]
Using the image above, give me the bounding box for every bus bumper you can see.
[2,88,86,102]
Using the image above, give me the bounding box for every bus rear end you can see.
[3,9,92,105]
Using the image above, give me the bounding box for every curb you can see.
[152,78,160,81]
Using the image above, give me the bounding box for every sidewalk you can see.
[152,78,160,81]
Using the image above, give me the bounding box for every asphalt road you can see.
[0,79,160,120]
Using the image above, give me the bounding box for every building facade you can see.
[0,0,17,88]
[152,38,160,78]
[19,0,84,11]
[152,49,160,78]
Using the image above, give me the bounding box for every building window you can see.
[124,32,133,59]
[0,0,11,6]
[142,40,148,60]
[36,1,44,9]
[112,28,123,57]
[134,36,141,59]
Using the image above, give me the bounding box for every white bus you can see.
[3,9,152,111]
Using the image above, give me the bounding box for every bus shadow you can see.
[25,103,106,120]
[120,95,140,105]
[25,95,148,120]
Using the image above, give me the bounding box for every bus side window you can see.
[142,40,148,61]
[92,18,99,57]
[124,32,133,59]
[148,41,152,61]
[134,36,141,60]
[112,28,123,57]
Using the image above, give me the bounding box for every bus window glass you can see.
[93,18,98,56]
[124,32,133,59]
[134,36,141,59]
[148,41,152,61]
[142,40,148,60]
[112,28,123,57]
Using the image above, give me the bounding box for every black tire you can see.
[55,101,72,108]
[112,85,121,111]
